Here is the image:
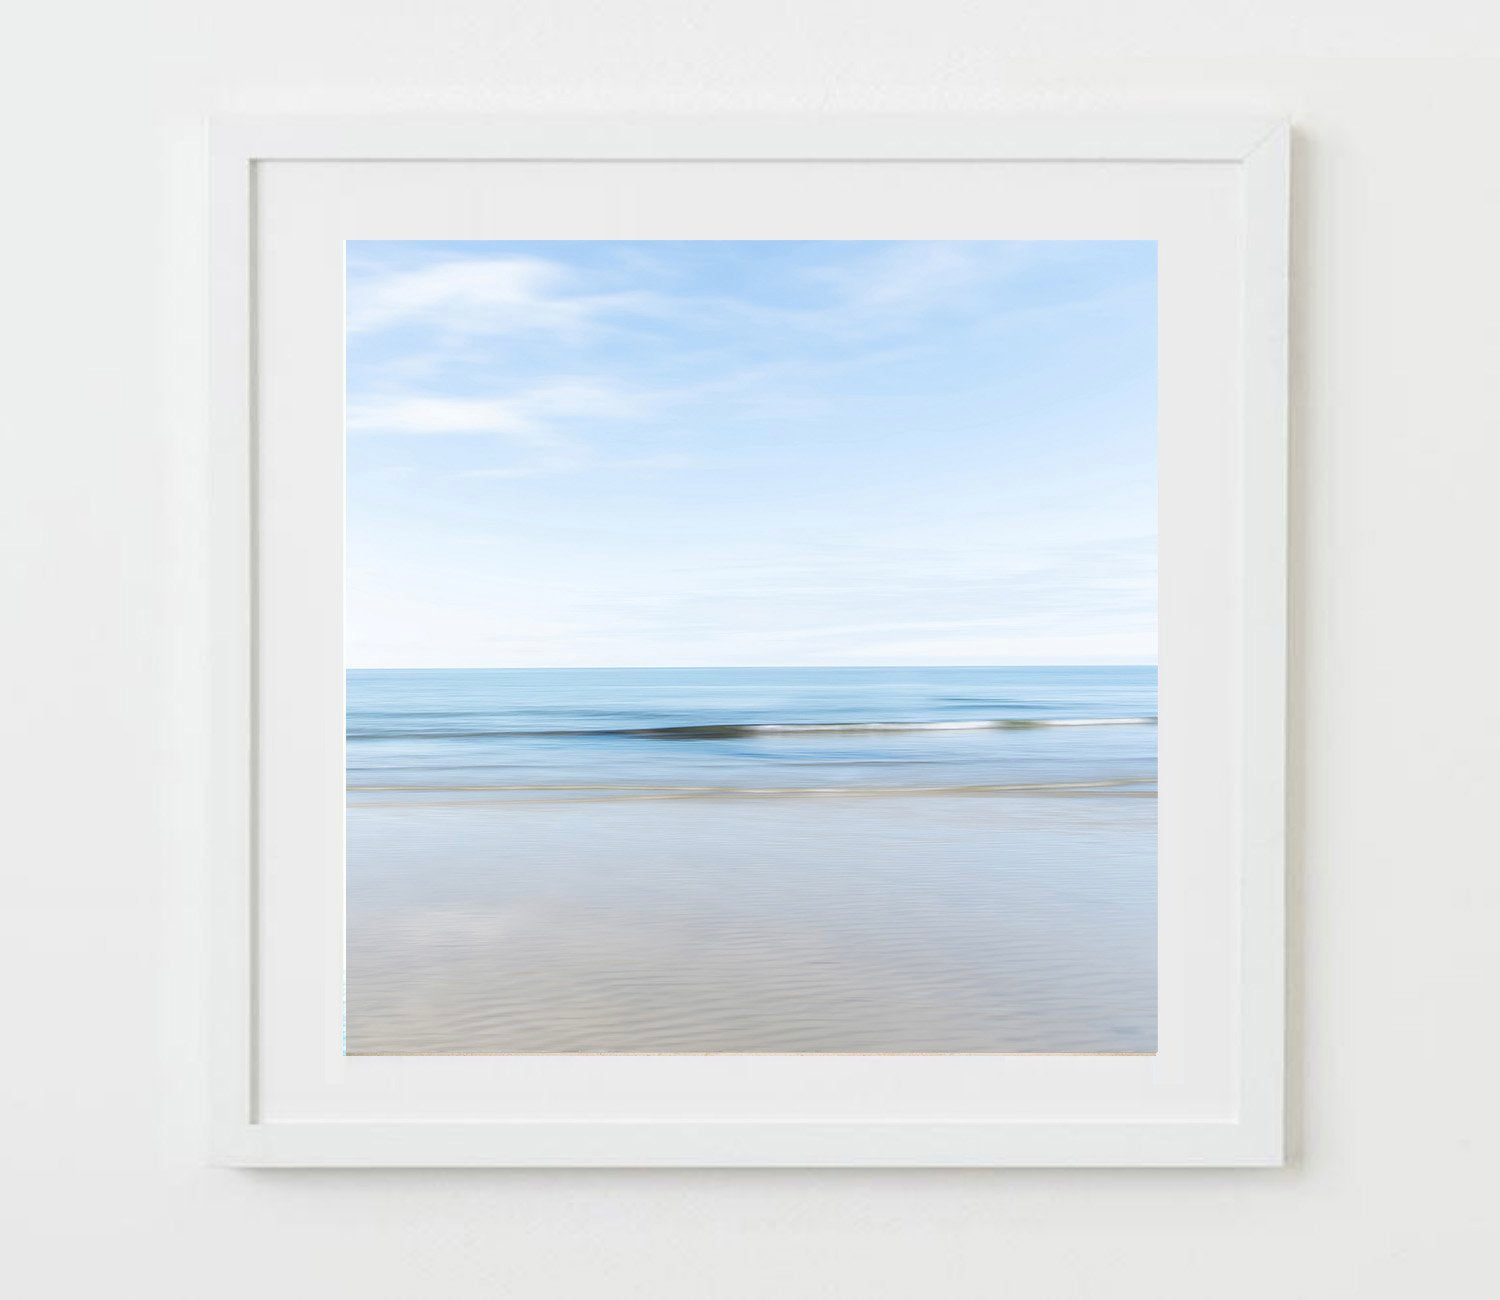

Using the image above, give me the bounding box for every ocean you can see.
[346,666,1157,1054]
[347,665,1157,803]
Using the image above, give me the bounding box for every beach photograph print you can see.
[345,239,1157,1055]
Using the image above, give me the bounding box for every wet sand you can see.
[345,793,1156,1054]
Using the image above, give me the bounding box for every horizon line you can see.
[346,663,1159,672]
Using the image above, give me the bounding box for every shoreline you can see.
[347,781,1158,806]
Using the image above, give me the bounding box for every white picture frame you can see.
[210,115,1287,1168]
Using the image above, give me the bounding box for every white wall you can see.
[4,5,1499,1296]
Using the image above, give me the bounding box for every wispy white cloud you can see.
[347,381,643,437]
[814,242,986,314]
[347,256,652,337]
[349,396,584,477]
[347,380,690,481]
[347,395,534,436]
[349,243,1113,369]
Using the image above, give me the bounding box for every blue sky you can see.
[346,240,1156,668]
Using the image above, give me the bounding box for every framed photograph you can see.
[210,116,1287,1166]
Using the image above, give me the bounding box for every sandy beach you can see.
[346,791,1156,1054]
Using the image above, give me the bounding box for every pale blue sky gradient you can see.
[346,240,1156,668]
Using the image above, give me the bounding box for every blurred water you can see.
[345,667,1157,1054]
[347,666,1157,801]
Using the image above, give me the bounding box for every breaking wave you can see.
[348,717,1157,741]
